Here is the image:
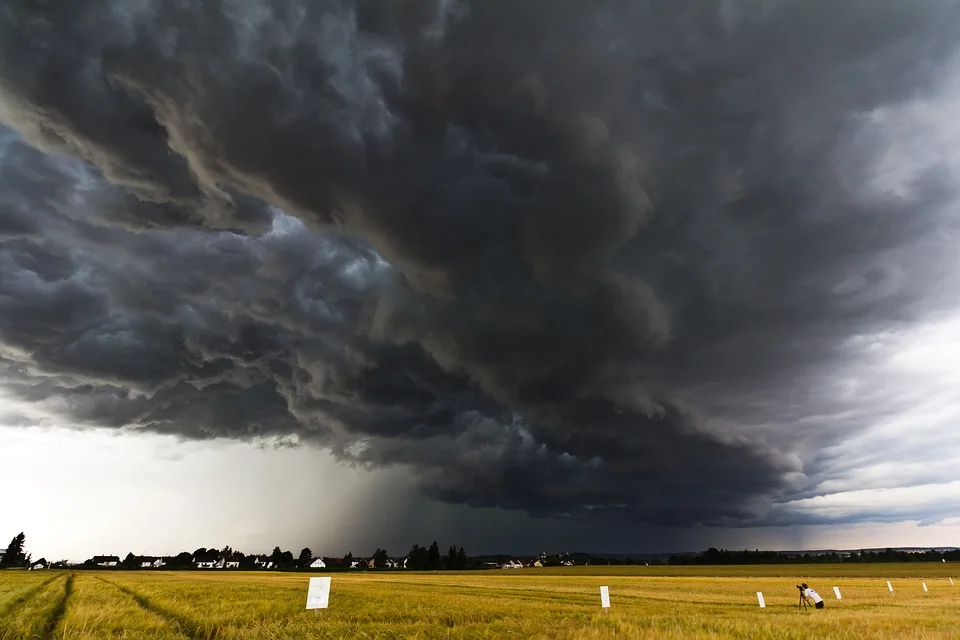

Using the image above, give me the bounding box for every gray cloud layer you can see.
[2,0,959,529]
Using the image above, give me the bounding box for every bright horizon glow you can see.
[0,423,406,563]
[3,423,960,563]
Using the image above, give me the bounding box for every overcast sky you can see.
[2,1,960,562]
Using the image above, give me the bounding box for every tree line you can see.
[78,540,475,570]
[5,531,958,571]
[2,532,479,571]
[403,543,468,570]
[660,547,960,565]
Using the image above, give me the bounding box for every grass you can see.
[0,572,70,640]
[0,564,958,639]
[58,575,189,639]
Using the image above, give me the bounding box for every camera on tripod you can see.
[795,582,824,609]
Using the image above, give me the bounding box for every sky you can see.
[2,0,960,563]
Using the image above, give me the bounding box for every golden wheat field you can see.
[1,564,958,639]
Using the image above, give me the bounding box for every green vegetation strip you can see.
[98,577,223,640]
[0,573,62,617]
[41,573,74,640]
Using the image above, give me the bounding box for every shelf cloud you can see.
[2,0,960,530]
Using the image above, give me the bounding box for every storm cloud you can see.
[2,0,960,529]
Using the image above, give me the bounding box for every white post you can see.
[756,592,765,608]
[599,586,610,610]
[922,582,928,593]
[949,577,954,587]
[833,586,842,600]
[887,581,894,595]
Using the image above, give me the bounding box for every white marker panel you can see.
[306,577,331,609]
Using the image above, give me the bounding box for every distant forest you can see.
[660,547,960,565]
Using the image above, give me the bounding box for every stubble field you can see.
[1,564,958,639]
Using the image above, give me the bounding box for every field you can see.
[1,564,958,639]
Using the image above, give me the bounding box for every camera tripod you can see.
[797,592,810,610]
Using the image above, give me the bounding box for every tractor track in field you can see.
[41,573,74,640]
[96,577,223,640]
[0,573,63,618]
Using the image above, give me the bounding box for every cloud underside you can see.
[2,0,959,527]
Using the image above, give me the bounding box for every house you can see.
[310,558,326,569]
[561,560,574,567]
[225,561,240,569]
[195,559,218,569]
[140,557,166,569]
[93,556,120,567]
[253,557,274,569]
[501,560,523,569]
[30,560,47,570]
[349,560,362,569]
[385,559,399,569]
[533,560,543,568]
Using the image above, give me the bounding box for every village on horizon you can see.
[5,530,958,573]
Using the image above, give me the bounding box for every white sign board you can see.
[756,592,765,608]
[833,586,842,600]
[950,577,954,586]
[306,577,331,610]
[599,586,610,608]
[922,582,928,593]
[887,581,894,593]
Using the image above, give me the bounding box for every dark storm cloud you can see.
[1,0,959,527]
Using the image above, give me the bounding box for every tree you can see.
[121,552,138,569]
[373,548,389,568]
[457,547,467,570]
[445,545,458,570]
[0,533,28,568]
[426,541,441,570]
[171,552,193,568]
[406,544,428,570]
[270,546,284,565]
[299,548,313,566]
[343,551,353,567]
[281,550,294,566]
[703,548,721,564]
